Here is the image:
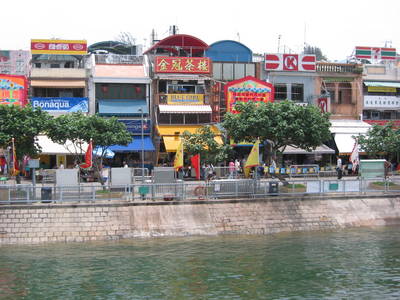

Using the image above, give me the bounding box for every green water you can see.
[1,227,400,300]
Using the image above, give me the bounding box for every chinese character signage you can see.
[0,74,27,106]
[167,94,204,105]
[265,54,316,72]
[225,76,274,113]
[355,46,396,60]
[30,97,88,112]
[118,120,151,134]
[31,39,87,55]
[0,50,30,76]
[155,57,211,74]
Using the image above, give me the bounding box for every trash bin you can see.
[269,181,279,194]
[41,187,52,203]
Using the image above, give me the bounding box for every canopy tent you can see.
[36,135,88,155]
[330,120,371,155]
[282,144,335,155]
[109,136,155,152]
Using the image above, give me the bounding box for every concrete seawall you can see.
[1,195,400,245]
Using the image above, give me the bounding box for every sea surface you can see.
[1,227,400,299]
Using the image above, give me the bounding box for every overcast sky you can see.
[2,0,399,61]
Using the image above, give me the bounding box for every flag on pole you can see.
[80,139,93,169]
[10,138,19,176]
[244,140,260,178]
[350,139,359,172]
[190,154,200,180]
[173,140,184,171]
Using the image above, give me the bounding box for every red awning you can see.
[144,34,208,55]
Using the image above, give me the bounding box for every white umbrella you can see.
[93,147,115,159]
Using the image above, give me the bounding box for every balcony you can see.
[30,68,87,79]
[95,54,143,65]
[317,62,363,74]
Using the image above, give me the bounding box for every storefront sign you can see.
[118,119,151,134]
[155,57,211,74]
[30,97,89,112]
[0,74,27,106]
[0,50,30,75]
[265,54,316,71]
[367,86,397,93]
[364,95,400,109]
[167,94,204,105]
[355,46,396,60]
[31,39,87,55]
[225,76,274,113]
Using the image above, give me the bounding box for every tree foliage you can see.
[0,105,51,159]
[222,101,332,160]
[181,125,233,164]
[304,45,327,61]
[357,122,400,160]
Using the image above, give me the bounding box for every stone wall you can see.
[1,195,400,245]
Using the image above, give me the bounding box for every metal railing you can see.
[0,177,399,204]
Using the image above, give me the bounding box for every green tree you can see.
[304,45,327,61]
[181,125,233,165]
[0,104,51,164]
[357,122,400,161]
[222,101,331,166]
[48,113,132,184]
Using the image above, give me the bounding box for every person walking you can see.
[336,155,343,179]
[228,161,235,179]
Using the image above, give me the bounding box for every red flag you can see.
[190,154,200,180]
[80,140,93,169]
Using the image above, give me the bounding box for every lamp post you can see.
[139,108,145,182]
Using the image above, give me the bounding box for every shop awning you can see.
[157,125,222,152]
[364,81,400,88]
[37,135,88,155]
[30,80,86,88]
[334,134,358,155]
[109,136,155,152]
[330,120,371,155]
[98,99,148,116]
[159,105,212,114]
[282,144,335,155]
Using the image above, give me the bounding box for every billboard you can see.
[30,97,88,112]
[167,94,204,105]
[0,74,28,106]
[225,76,274,113]
[155,57,211,74]
[355,46,396,60]
[0,50,30,75]
[265,54,316,71]
[31,39,87,55]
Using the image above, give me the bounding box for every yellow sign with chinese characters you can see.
[167,94,204,105]
[367,86,396,93]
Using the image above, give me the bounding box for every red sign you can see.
[265,54,316,72]
[155,57,211,74]
[31,39,87,55]
[225,76,274,113]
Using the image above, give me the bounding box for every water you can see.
[1,227,400,300]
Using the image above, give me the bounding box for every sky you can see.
[2,0,399,61]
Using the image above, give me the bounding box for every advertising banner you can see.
[317,97,330,113]
[155,57,211,74]
[225,76,274,113]
[31,39,87,55]
[30,97,88,112]
[167,94,204,105]
[0,50,30,75]
[367,86,397,93]
[118,119,151,134]
[265,54,316,71]
[0,74,28,106]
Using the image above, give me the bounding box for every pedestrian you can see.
[336,155,343,179]
[228,161,235,179]
[234,159,241,178]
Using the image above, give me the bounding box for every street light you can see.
[139,108,145,182]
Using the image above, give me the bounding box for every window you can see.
[34,63,41,68]
[291,84,304,101]
[95,83,146,100]
[274,84,287,100]
[50,64,60,68]
[363,110,371,120]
